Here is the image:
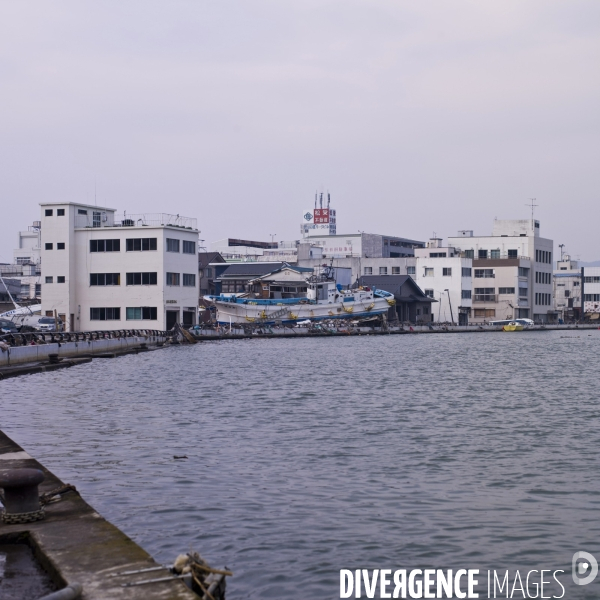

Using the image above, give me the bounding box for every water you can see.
[2,330,600,598]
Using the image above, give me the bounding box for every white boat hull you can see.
[212,297,392,324]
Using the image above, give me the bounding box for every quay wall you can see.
[0,335,165,367]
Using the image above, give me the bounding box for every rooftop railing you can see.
[75,212,197,230]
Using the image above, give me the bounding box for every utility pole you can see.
[444,288,455,326]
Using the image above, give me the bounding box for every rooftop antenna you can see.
[95,180,97,206]
[327,192,330,209]
[558,244,565,262]
[314,191,317,210]
[526,198,538,228]
[319,192,323,209]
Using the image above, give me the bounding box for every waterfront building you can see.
[553,256,582,321]
[448,220,556,323]
[210,238,322,263]
[413,238,473,325]
[40,203,199,331]
[199,252,226,296]
[583,266,600,318]
[358,275,435,323]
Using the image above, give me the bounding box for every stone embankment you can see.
[0,430,212,599]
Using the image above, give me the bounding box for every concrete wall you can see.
[0,335,164,366]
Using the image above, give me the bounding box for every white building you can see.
[14,222,42,265]
[413,238,473,325]
[583,266,600,318]
[448,220,555,323]
[553,256,581,321]
[40,203,199,332]
[305,232,424,259]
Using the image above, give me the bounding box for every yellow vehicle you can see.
[502,322,524,332]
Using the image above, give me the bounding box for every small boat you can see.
[502,322,524,332]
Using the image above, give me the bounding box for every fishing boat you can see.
[502,321,524,332]
[204,265,395,325]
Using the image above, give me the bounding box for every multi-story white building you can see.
[448,219,555,323]
[413,238,473,325]
[40,203,199,332]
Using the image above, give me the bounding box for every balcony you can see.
[473,294,497,303]
[75,212,197,230]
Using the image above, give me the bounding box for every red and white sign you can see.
[313,208,330,224]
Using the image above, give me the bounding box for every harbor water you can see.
[2,330,600,598]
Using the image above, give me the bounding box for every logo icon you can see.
[304,212,312,221]
[572,551,598,585]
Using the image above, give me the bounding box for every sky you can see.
[1,1,599,262]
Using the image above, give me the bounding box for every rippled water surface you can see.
[2,331,600,598]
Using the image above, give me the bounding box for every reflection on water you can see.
[2,331,600,598]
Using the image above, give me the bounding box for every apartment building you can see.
[40,203,199,331]
[448,220,555,323]
[413,239,473,325]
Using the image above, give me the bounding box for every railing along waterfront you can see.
[0,329,169,347]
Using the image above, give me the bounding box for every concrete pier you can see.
[0,431,200,599]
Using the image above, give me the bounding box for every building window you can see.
[45,209,53,216]
[392,267,400,274]
[584,294,600,302]
[126,238,157,251]
[90,307,121,320]
[519,287,528,297]
[166,238,180,253]
[429,252,446,258]
[443,268,452,276]
[424,268,434,277]
[16,257,31,264]
[78,209,88,215]
[518,267,529,277]
[45,243,53,250]
[90,273,121,286]
[474,308,496,318]
[424,289,434,298]
[584,276,600,283]
[45,276,53,283]
[183,273,196,286]
[474,269,494,278]
[498,287,515,294]
[90,239,120,252]
[474,288,495,301]
[126,307,157,320]
[57,276,65,283]
[364,267,372,275]
[478,249,488,259]
[182,240,196,254]
[508,249,518,258]
[166,272,180,286]
[57,208,65,216]
[423,306,429,315]
[126,272,157,285]
[490,249,500,259]
[407,266,416,275]
[92,211,102,228]
[461,290,471,299]
[206,268,213,278]
[462,268,471,277]
[574,281,580,287]
[57,243,65,250]
[464,249,474,259]
[379,267,388,275]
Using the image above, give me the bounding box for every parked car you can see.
[0,318,19,334]
[11,314,63,332]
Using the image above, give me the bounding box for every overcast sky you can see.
[1,1,599,262]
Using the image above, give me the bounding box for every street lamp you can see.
[444,289,455,326]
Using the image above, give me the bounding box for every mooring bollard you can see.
[0,468,46,524]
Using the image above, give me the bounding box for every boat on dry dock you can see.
[204,264,395,325]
